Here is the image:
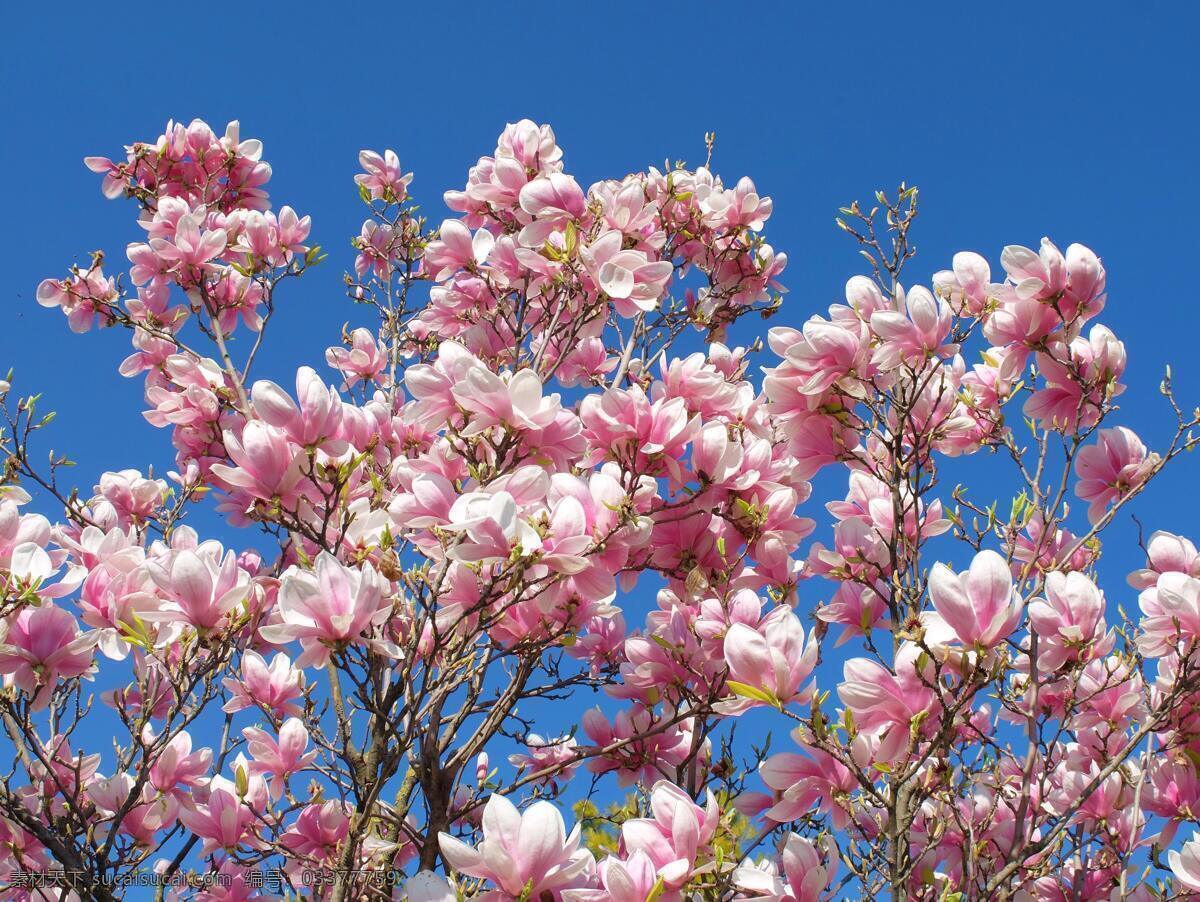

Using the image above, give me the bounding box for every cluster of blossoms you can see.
[3,117,1199,901]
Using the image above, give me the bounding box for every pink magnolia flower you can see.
[1169,830,1200,892]
[149,730,213,795]
[770,317,870,396]
[562,851,664,902]
[243,718,317,795]
[354,219,398,280]
[1025,325,1126,430]
[88,774,179,845]
[404,872,457,902]
[146,545,251,631]
[177,773,264,855]
[581,706,696,787]
[148,211,227,276]
[1129,531,1200,590]
[250,365,345,450]
[439,794,594,899]
[580,231,673,317]
[927,550,1024,650]
[869,284,955,369]
[222,649,306,718]
[620,781,719,890]
[838,644,937,763]
[0,605,98,709]
[259,552,394,668]
[733,833,836,902]
[759,742,857,828]
[451,366,562,437]
[1028,571,1109,670]
[355,149,412,202]
[719,608,817,714]
[36,265,120,333]
[326,327,391,389]
[933,251,992,317]
[444,490,543,564]
[1074,427,1159,524]
[816,580,890,645]
[508,734,580,786]
[1139,573,1200,658]
[425,219,496,280]
[209,420,304,504]
[999,238,1106,324]
[93,469,167,526]
[518,173,586,246]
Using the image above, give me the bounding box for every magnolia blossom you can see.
[720,607,817,713]
[1139,573,1200,658]
[838,644,937,763]
[733,833,836,902]
[259,552,394,667]
[1074,426,1158,524]
[0,605,98,709]
[222,649,306,717]
[1171,830,1200,892]
[620,782,719,889]
[1028,571,1109,670]
[439,794,594,899]
[926,550,1024,650]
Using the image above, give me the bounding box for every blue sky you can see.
[3,0,1200,833]
[5,1,1198,586]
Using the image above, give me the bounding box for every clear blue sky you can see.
[3,4,1199,669]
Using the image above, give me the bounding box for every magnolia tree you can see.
[4,117,1200,901]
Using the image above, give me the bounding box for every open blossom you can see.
[177,773,264,855]
[1028,571,1110,670]
[518,172,586,246]
[36,265,120,332]
[733,833,836,902]
[927,550,1024,650]
[209,420,304,503]
[620,782,719,890]
[149,730,213,795]
[0,605,98,709]
[146,545,251,631]
[243,718,317,792]
[222,649,306,717]
[259,552,394,668]
[1074,426,1158,523]
[1171,830,1200,892]
[580,230,673,316]
[1139,573,1200,658]
[250,365,345,450]
[720,607,817,713]
[451,366,562,436]
[838,644,937,763]
[439,794,594,899]
[444,490,544,563]
[933,251,991,316]
[562,851,661,902]
[326,327,391,389]
[356,149,412,202]
[425,219,496,280]
[508,734,579,785]
[1129,531,1200,589]
[869,284,955,368]
[1025,324,1126,430]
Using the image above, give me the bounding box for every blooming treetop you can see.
[3,116,1200,900]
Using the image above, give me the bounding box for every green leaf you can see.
[646,877,666,902]
[726,681,779,707]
